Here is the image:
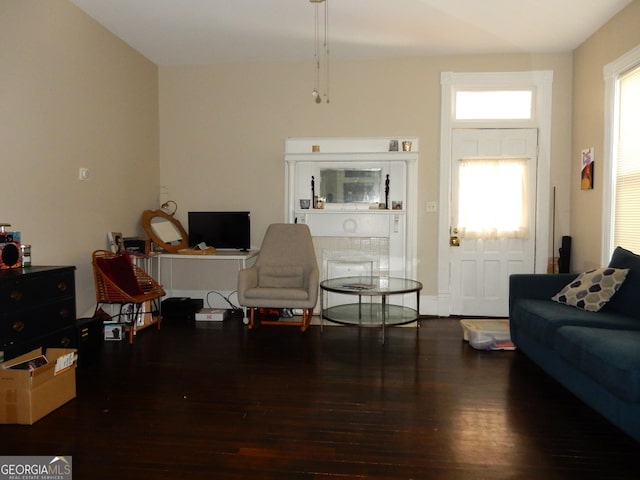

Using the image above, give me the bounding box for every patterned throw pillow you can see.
[551,267,629,312]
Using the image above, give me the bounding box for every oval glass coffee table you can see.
[320,276,423,343]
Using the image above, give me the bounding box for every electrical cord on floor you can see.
[206,290,242,312]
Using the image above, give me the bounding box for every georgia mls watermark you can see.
[0,456,72,480]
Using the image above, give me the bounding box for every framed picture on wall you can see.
[581,147,594,190]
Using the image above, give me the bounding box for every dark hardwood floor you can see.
[3,317,639,479]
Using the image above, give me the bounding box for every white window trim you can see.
[438,71,553,316]
[602,44,640,265]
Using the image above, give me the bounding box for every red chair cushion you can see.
[96,254,143,296]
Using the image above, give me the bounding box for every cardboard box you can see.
[0,348,77,425]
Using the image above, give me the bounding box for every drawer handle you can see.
[9,290,23,302]
[59,307,71,319]
[60,337,71,347]
[12,321,25,333]
[57,281,68,292]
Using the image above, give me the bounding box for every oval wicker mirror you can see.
[141,209,189,253]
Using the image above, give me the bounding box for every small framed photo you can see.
[104,324,123,341]
[107,231,125,253]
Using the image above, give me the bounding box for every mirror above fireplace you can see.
[319,168,382,204]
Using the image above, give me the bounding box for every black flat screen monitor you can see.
[188,211,251,251]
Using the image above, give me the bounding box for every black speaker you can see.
[0,232,21,269]
[161,297,204,324]
[76,317,103,368]
[558,235,572,273]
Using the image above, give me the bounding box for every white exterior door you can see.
[449,128,538,316]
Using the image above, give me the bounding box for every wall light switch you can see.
[79,168,91,180]
[426,201,437,212]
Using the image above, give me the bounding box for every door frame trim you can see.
[437,71,553,316]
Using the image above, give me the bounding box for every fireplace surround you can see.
[284,137,418,299]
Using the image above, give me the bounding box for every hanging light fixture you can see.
[310,0,329,104]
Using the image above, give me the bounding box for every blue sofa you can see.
[509,246,640,443]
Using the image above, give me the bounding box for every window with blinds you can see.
[613,66,640,253]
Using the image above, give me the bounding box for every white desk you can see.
[157,250,258,298]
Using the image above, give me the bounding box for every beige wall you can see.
[9,0,631,315]
[0,0,159,314]
[160,53,573,298]
[572,0,640,271]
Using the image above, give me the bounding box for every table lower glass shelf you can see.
[322,303,419,327]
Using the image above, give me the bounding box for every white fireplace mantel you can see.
[284,137,418,281]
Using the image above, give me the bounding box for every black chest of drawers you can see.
[0,266,76,361]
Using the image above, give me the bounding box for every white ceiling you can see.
[69,0,632,66]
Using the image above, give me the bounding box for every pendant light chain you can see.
[313,1,321,103]
[310,0,329,104]
[324,0,330,103]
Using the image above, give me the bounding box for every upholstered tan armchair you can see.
[238,223,319,331]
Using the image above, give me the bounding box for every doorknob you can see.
[450,227,460,247]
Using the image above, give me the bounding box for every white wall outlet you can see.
[426,201,437,212]
[79,168,91,180]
